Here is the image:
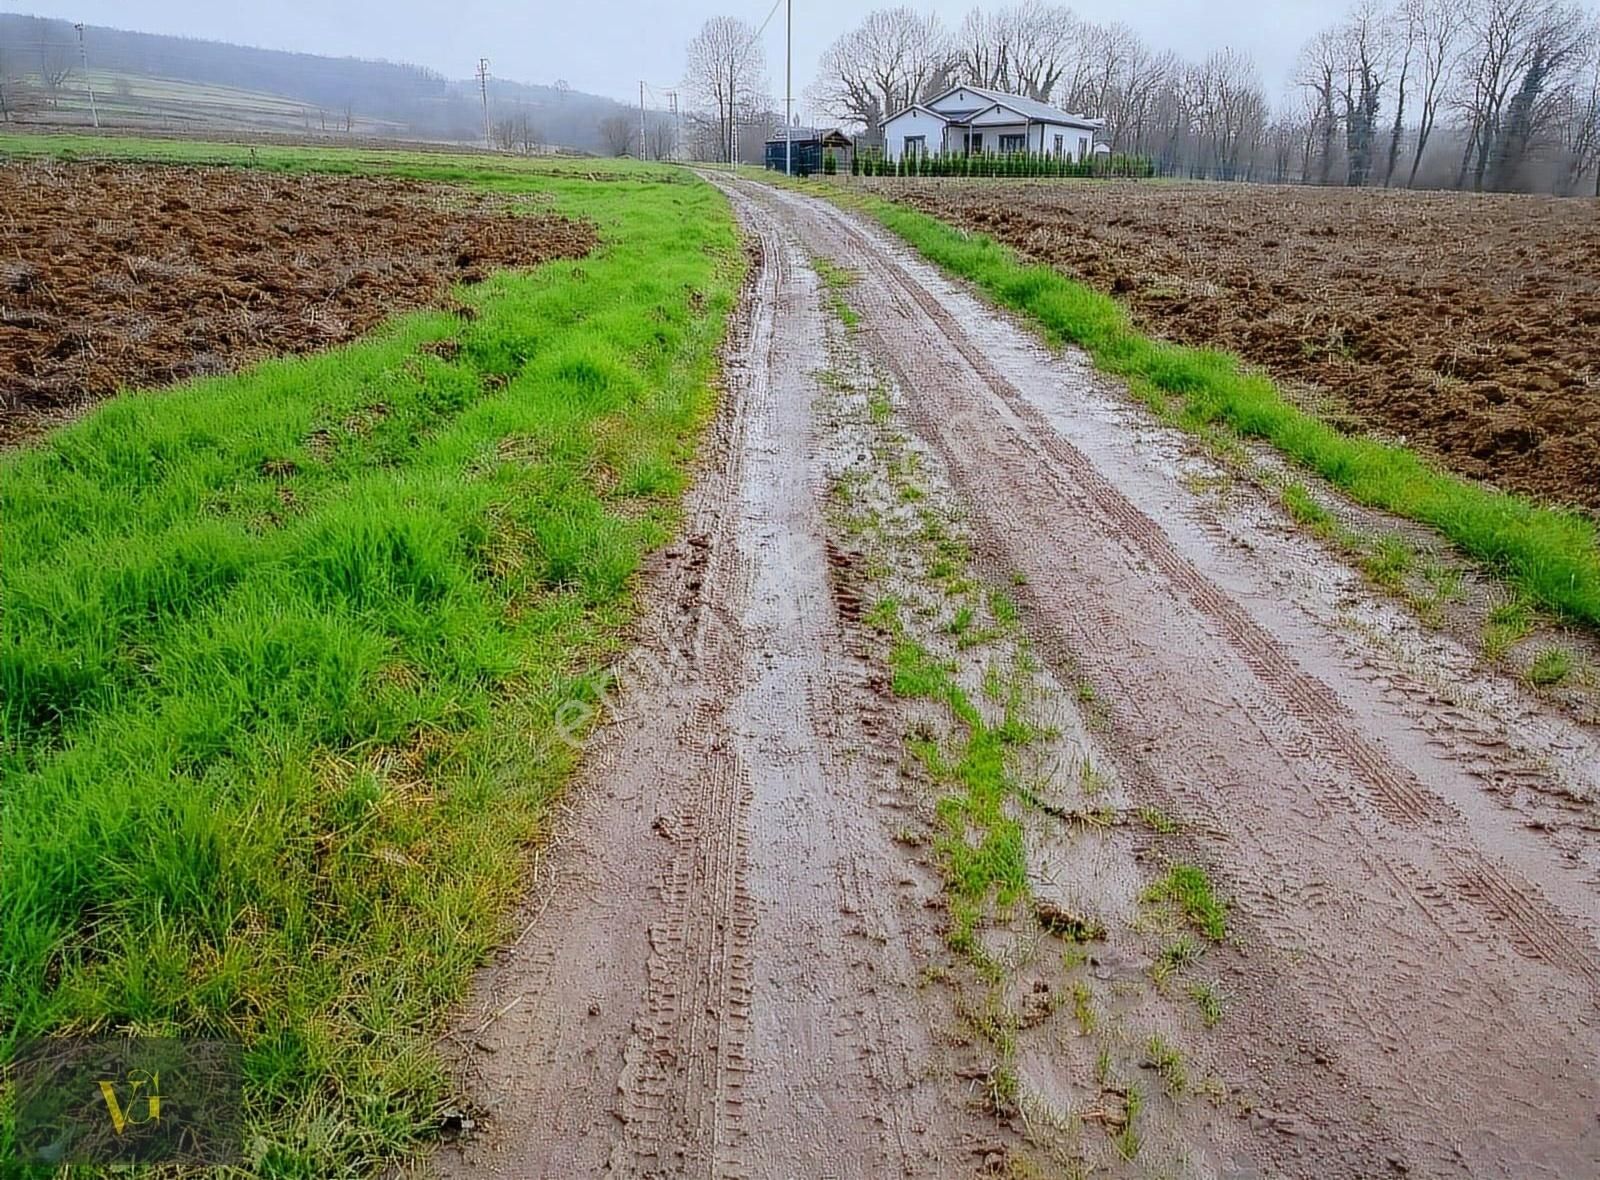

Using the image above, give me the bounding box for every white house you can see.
[880,84,1102,164]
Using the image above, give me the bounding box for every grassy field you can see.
[0,138,740,1172]
[756,171,1600,634]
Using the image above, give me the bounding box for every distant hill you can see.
[0,13,658,153]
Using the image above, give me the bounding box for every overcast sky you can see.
[10,1,1335,113]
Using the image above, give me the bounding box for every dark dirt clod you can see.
[0,160,598,444]
[872,180,1600,513]
[1034,898,1107,941]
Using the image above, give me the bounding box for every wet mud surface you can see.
[753,177,1600,1178]
[0,160,595,443]
[868,179,1600,512]
[439,175,1600,1178]
[438,189,995,1178]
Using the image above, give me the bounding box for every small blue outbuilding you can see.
[763,128,854,176]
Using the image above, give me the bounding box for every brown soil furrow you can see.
[870,180,1600,512]
[738,177,1600,1177]
[0,160,595,444]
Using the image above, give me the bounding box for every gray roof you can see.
[937,85,1102,129]
[765,126,851,144]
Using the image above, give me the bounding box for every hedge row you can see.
[845,148,1155,179]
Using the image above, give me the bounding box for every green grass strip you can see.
[1,141,740,1172]
[766,174,1600,631]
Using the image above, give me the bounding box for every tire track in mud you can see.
[440,180,980,1180]
[732,178,1600,1178]
[606,224,780,1180]
[763,180,1599,991]
[618,727,756,1176]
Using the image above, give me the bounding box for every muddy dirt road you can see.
[439,176,1600,1178]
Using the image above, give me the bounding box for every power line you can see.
[753,0,783,40]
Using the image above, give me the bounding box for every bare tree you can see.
[1452,0,1580,190]
[811,8,950,134]
[493,112,541,154]
[1383,0,1424,184]
[1105,44,1178,152]
[38,41,71,108]
[683,110,726,161]
[645,117,679,161]
[1005,1,1079,102]
[684,16,767,164]
[1298,30,1344,183]
[1265,113,1304,182]
[1079,22,1144,120]
[599,113,635,156]
[1339,0,1389,186]
[0,40,12,123]
[1407,0,1466,185]
[1485,2,1588,189]
[1293,91,1323,181]
[1195,48,1268,179]
[953,2,1077,102]
[1553,19,1600,192]
[956,7,1012,90]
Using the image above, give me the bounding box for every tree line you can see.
[1297,0,1600,193]
[682,1,1600,195]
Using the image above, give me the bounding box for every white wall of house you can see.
[883,96,1100,162]
[1036,123,1095,161]
[947,120,1094,161]
[929,88,995,115]
[881,107,948,162]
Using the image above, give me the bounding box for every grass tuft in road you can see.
[1,141,740,1172]
[1143,864,1228,941]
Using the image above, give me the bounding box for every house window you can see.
[999,133,1026,153]
[1053,134,1064,158]
[904,135,926,158]
[1078,136,1089,160]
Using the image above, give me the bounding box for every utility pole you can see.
[74,23,99,129]
[785,0,792,176]
[476,58,491,149]
[639,81,646,160]
[667,90,680,162]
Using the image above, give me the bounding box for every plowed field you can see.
[868,180,1600,513]
[0,160,596,441]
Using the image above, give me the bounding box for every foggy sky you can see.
[9,0,1335,116]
